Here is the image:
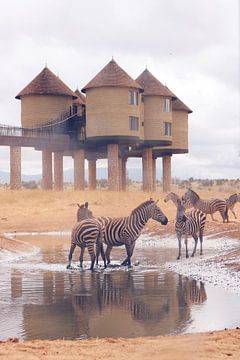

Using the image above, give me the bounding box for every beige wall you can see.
[144,96,172,142]
[21,95,72,128]
[85,87,141,139]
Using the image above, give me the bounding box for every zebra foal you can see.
[175,199,206,260]
[225,193,240,219]
[182,188,228,223]
[67,218,106,270]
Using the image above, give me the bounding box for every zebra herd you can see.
[67,189,240,270]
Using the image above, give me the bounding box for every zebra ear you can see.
[77,203,80,208]
[155,199,159,204]
[85,202,89,208]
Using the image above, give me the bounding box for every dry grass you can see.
[0,187,239,234]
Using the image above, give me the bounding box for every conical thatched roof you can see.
[81,59,143,93]
[136,68,176,98]
[73,89,86,105]
[15,67,77,99]
[172,98,192,113]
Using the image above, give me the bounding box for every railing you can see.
[0,111,86,140]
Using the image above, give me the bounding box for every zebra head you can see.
[77,202,94,222]
[176,199,187,222]
[148,200,168,225]
[182,188,198,206]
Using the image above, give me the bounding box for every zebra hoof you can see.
[176,256,180,260]
[186,254,189,259]
[66,265,72,269]
[191,254,195,258]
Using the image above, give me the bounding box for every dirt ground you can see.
[0,188,240,360]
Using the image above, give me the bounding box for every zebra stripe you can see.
[182,188,228,223]
[97,199,168,267]
[67,218,106,270]
[226,193,240,219]
[175,199,206,260]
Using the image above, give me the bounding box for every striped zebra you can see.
[225,193,240,219]
[182,188,228,223]
[96,199,168,267]
[164,192,192,209]
[76,202,93,222]
[175,198,206,260]
[67,218,106,270]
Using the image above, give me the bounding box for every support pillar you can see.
[42,149,53,190]
[74,149,85,190]
[121,158,127,191]
[108,144,120,191]
[142,147,153,192]
[88,159,96,190]
[152,157,156,192]
[162,155,172,192]
[10,146,21,190]
[54,151,63,191]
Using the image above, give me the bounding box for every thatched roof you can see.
[15,67,77,99]
[73,89,86,105]
[136,69,176,98]
[81,59,143,93]
[172,98,192,113]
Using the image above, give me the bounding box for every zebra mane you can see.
[227,193,237,201]
[131,200,155,215]
[187,188,200,200]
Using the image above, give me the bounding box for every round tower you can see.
[136,69,176,146]
[81,59,143,144]
[15,67,77,128]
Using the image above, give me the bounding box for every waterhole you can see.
[0,232,239,340]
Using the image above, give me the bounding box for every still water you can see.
[0,233,239,340]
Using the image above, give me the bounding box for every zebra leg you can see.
[121,243,135,266]
[105,245,112,265]
[87,245,96,271]
[177,233,182,260]
[125,244,134,268]
[191,235,198,257]
[184,236,189,258]
[66,243,77,269]
[231,208,237,219]
[100,243,107,268]
[79,246,85,268]
[220,210,227,223]
[199,232,203,255]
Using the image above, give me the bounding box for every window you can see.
[129,116,139,131]
[164,122,172,136]
[164,98,171,112]
[128,91,138,105]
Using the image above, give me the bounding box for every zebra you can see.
[225,193,240,219]
[164,192,192,209]
[181,188,228,223]
[96,199,168,268]
[76,202,93,222]
[66,218,106,270]
[175,198,206,260]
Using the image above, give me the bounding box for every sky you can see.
[0,0,239,180]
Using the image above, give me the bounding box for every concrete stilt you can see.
[142,147,153,192]
[42,149,53,190]
[108,144,120,191]
[54,151,63,190]
[162,155,172,192]
[74,149,85,190]
[10,146,21,190]
[152,157,156,192]
[121,158,127,191]
[88,159,96,190]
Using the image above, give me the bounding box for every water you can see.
[0,233,239,340]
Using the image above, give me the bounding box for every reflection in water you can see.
[2,232,238,340]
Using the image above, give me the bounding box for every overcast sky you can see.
[0,0,239,180]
